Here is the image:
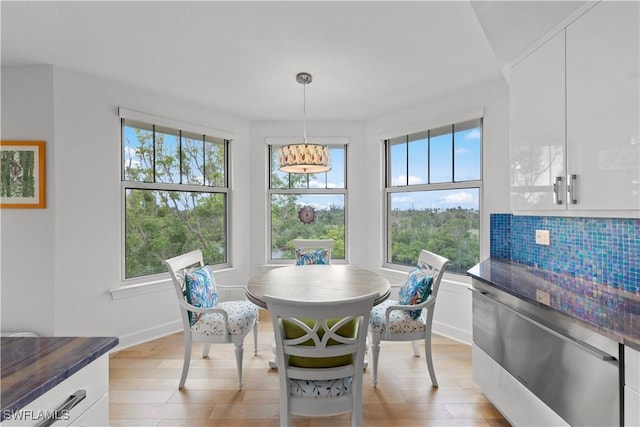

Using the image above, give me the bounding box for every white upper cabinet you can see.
[566,1,639,213]
[510,1,640,216]
[510,30,566,212]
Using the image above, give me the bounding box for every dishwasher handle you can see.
[471,287,617,362]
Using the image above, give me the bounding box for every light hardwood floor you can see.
[109,311,510,426]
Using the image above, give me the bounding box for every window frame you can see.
[119,109,232,283]
[266,138,349,264]
[383,119,483,275]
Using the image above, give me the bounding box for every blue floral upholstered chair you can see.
[264,292,377,427]
[164,250,259,389]
[369,249,450,387]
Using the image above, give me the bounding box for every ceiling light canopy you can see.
[277,72,331,174]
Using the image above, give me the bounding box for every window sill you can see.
[110,267,240,300]
[373,266,472,288]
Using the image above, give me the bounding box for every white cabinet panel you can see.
[69,393,108,427]
[626,345,640,427]
[510,30,566,211]
[626,386,640,427]
[510,1,640,216]
[472,345,569,426]
[566,1,640,213]
[627,345,640,391]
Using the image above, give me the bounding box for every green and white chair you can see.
[264,292,377,427]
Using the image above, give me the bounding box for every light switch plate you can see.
[535,229,550,245]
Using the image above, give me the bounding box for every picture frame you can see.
[1,140,46,209]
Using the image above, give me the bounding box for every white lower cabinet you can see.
[472,345,569,426]
[1,356,109,427]
[625,386,640,427]
[69,393,109,427]
[626,345,640,427]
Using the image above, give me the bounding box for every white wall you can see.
[1,65,56,335]
[1,65,509,347]
[1,65,250,347]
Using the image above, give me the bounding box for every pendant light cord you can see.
[302,79,307,145]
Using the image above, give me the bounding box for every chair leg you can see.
[371,333,381,387]
[411,340,420,357]
[202,343,211,358]
[234,342,244,389]
[424,333,438,388]
[253,319,259,356]
[179,334,192,389]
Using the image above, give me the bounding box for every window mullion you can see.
[451,124,456,182]
[427,129,431,184]
[152,125,157,183]
[405,136,409,186]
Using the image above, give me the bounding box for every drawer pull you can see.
[36,389,86,427]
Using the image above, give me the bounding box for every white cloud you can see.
[464,128,481,140]
[391,195,415,204]
[392,175,426,186]
[308,179,345,189]
[440,191,475,204]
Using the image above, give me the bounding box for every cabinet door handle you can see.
[35,389,86,427]
[553,176,563,205]
[567,174,578,204]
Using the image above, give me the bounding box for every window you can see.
[268,141,347,262]
[122,118,229,279]
[385,119,482,274]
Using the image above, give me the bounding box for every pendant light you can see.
[277,72,331,174]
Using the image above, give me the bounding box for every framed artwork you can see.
[0,141,46,208]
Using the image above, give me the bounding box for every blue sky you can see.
[389,125,481,211]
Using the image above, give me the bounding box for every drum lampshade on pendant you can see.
[277,73,331,174]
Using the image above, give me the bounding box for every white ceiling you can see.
[1,1,587,121]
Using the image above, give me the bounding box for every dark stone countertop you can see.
[468,258,640,348]
[1,336,119,421]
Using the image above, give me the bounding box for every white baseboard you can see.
[433,320,472,345]
[113,319,182,352]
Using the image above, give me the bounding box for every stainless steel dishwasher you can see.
[471,280,620,427]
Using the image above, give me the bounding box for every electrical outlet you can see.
[535,229,550,246]
[536,289,551,306]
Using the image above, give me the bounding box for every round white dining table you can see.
[246,264,391,309]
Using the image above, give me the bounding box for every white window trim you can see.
[267,136,349,264]
[119,108,232,284]
[382,116,484,276]
[110,267,241,300]
[119,107,234,140]
[378,107,484,141]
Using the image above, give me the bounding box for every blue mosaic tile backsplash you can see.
[490,214,640,294]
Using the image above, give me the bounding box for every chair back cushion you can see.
[184,265,218,325]
[283,318,357,368]
[295,248,329,265]
[398,267,433,319]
